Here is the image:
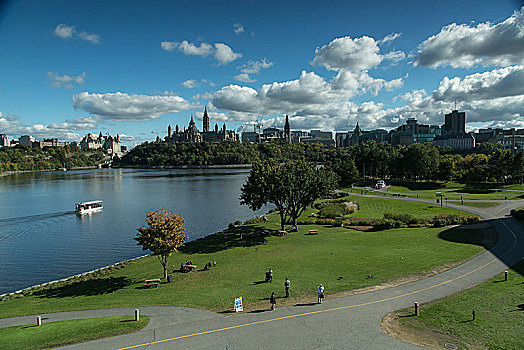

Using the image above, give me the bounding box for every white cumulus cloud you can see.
[161,40,242,65]
[54,24,100,44]
[78,31,100,44]
[235,58,274,82]
[312,36,384,72]
[233,23,244,34]
[415,7,524,68]
[181,79,200,88]
[54,24,75,39]
[72,91,197,121]
[47,72,86,89]
[214,43,243,65]
[379,32,402,45]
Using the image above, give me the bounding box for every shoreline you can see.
[0,254,150,298]
[117,164,252,169]
[0,166,98,177]
[0,164,252,177]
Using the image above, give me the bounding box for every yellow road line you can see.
[117,213,519,350]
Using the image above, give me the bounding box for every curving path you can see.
[2,197,523,349]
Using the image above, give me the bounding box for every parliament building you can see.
[165,107,238,144]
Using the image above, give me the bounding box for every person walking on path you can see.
[284,277,290,297]
[270,292,276,310]
[317,284,324,304]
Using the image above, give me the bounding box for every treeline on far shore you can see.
[118,140,524,184]
[0,145,106,173]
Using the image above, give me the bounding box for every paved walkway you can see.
[2,197,523,349]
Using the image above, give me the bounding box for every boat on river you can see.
[75,200,103,215]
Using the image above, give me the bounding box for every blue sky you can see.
[1,0,524,146]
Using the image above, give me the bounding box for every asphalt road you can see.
[2,197,523,349]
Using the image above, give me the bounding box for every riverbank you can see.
[117,163,252,169]
[0,166,98,177]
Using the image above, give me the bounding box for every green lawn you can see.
[340,195,472,219]
[393,261,524,350]
[345,182,524,201]
[0,204,485,318]
[0,315,149,350]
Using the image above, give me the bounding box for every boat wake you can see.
[0,211,75,242]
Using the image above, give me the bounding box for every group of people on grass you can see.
[180,260,216,272]
[266,270,324,310]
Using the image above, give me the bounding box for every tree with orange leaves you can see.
[135,209,188,279]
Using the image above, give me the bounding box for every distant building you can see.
[299,137,335,146]
[241,131,259,143]
[166,108,238,144]
[433,133,475,149]
[284,115,291,143]
[474,128,524,149]
[79,132,123,156]
[19,135,35,146]
[310,130,333,139]
[0,134,9,147]
[35,138,66,148]
[390,131,414,146]
[390,117,440,144]
[443,110,466,135]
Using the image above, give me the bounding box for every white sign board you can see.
[234,297,243,312]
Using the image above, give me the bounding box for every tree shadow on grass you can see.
[179,225,271,254]
[438,224,497,250]
[390,181,441,191]
[439,218,524,278]
[33,277,132,298]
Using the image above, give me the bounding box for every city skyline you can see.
[1,0,524,147]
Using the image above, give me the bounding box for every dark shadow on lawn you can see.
[438,224,497,250]
[439,218,524,277]
[389,181,441,191]
[33,277,132,298]
[459,319,474,323]
[179,225,271,254]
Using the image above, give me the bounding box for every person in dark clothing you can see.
[284,277,290,297]
[270,292,276,310]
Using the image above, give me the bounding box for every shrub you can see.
[346,219,375,226]
[431,214,481,227]
[244,216,267,224]
[297,218,336,225]
[317,201,358,218]
[383,212,421,225]
[373,219,403,231]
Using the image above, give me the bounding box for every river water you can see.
[0,168,267,294]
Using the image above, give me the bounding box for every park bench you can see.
[308,229,318,235]
[144,279,160,288]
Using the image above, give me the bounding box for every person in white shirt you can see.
[317,284,324,304]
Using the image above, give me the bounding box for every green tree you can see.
[333,157,360,185]
[240,160,337,230]
[488,149,513,183]
[135,209,188,279]
[401,143,439,180]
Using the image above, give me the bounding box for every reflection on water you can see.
[0,168,268,294]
